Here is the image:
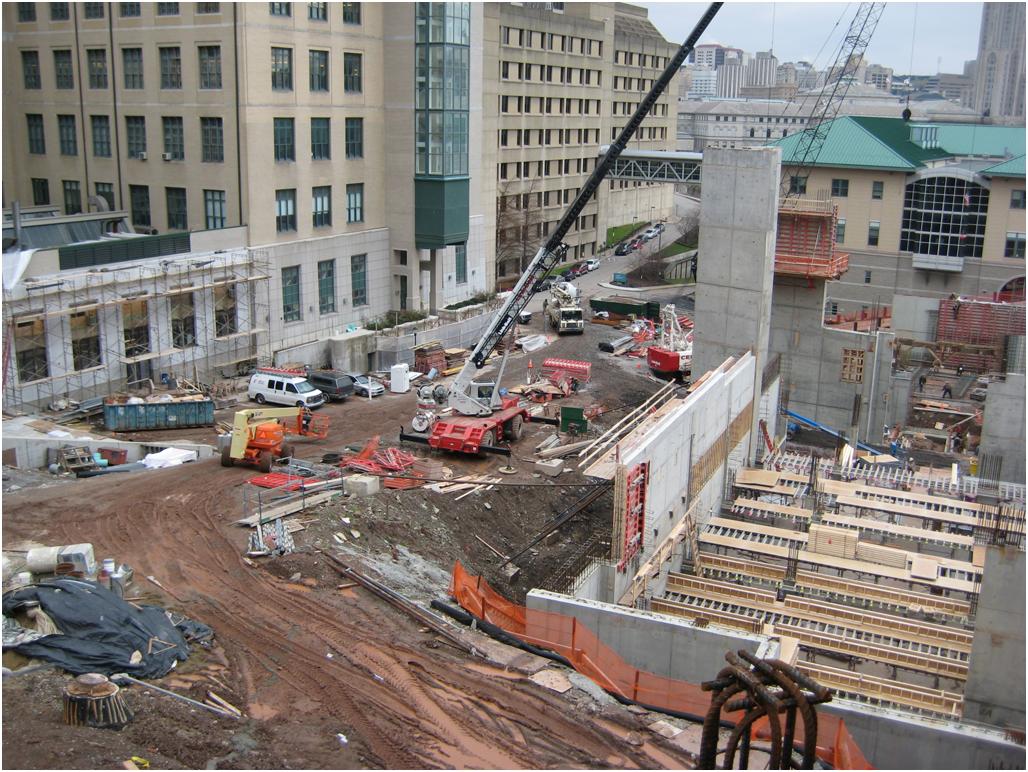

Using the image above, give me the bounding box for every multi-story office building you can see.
[715,57,744,98]
[746,51,777,88]
[864,63,893,92]
[971,2,1026,122]
[485,2,677,286]
[2,1,489,407]
[684,66,717,99]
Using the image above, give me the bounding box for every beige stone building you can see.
[484,2,678,286]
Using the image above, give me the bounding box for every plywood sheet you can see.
[736,469,782,488]
[910,555,940,580]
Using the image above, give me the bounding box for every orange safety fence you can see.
[450,561,872,770]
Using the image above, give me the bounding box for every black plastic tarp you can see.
[2,578,213,678]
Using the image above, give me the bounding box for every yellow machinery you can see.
[221,407,330,471]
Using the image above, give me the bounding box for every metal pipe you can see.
[110,673,239,719]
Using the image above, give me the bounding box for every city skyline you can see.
[643,2,985,77]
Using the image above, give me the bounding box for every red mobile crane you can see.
[402,3,723,456]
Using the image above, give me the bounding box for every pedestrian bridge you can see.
[599,146,703,184]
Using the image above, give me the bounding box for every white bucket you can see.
[25,546,62,573]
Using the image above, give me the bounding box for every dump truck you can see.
[543,281,585,334]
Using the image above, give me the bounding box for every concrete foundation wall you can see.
[2,434,216,470]
[526,589,765,685]
[963,546,1026,731]
[822,698,1027,770]
[980,374,1027,484]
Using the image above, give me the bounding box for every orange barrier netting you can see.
[450,562,872,769]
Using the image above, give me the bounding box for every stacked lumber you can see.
[857,542,909,569]
[443,348,470,375]
[414,342,446,374]
[807,525,858,560]
[411,457,447,479]
[427,475,501,496]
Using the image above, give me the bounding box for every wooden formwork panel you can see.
[666,572,778,606]
[797,662,963,718]
[650,597,763,635]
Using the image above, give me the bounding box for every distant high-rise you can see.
[747,51,777,88]
[715,56,744,98]
[972,3,1025,120]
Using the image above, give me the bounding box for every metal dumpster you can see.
[103,399,215,432]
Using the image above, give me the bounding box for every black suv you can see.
[306,369,356,401]
[614,241,634,256]
[534,275,558,294]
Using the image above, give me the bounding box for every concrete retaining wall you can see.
[2,433,216,470]
[526,589,766,685]
[980,374,1026,484]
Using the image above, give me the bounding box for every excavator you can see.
[221,407,330,472]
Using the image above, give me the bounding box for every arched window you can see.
[901,176,990,258]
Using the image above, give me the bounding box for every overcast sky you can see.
[641,2,984,76]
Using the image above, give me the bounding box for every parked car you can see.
[614,241,634,256]
[306,369,356,401]
[642,227,659,241]
[346,373,385,397]
[559,268,575,280]
[248,372,325,408]
[534,275,558,293]
[629,237,645,250]
[584,258,601,272]
[653,222,666,235]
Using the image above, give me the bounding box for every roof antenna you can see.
[902,4,917,121]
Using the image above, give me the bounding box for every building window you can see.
[87,49,108,89]
[51,3,70,20]
[346,183,363,223]
[1012,190,1026,210]
[271,47,293,91]
[84,2,105,17]
[311,117,330,160]
[312,185,331,228]
[309,49,329,92]
[343,52,362,93]
[129,184,151,227]
[345,118,363,159]
[171,293,196,348]
[269,2,292,16]
[17,3,36,22]
[351,254,367,307]
[63,180,82,214]
[91,115,111,157]
[27,114,45,154]
[342,2,361,23]
[835,218,846,244]
[308,2,327,21]
[204,189,226,228]
[166,187,187,230]
[841,348,864,384]
[120,3,141,16]
[126,116,147,158]
[58,115,77,156]
[872,180,884,200]
[196,3,220,14]
[157,2,179,15]
[123,48,144,89]
[867,220,880,247]
[95,182,115,210]
[275,189,297,232]
[901,177,989,259]
[788,175,807,195]
[14,318,49,383]
[831,178,849,198]
[415,4,470,177]
[122,299,151,359]
[162,116,184,160]
[31,178,50,206]
[455,243,467,285]
[198,45,222,89]
[21,51,41,89]
[159,46,182,89]
[54,50,74,89]
[1005,233,1026,259]
[318,259,336,314]
[70,311,102,371]
[273,118,295,161]
[863,270,872,284]
[214,285,237,337]
[201,117,224,161]
[282,266,301,322]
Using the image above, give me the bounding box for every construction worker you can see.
[302,407,312,433]
[917,374,927,392]
[942,383,953,399]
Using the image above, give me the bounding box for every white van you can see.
[248,372,325,408]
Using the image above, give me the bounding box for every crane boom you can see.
[448,2,723,417]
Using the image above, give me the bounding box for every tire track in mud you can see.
[4,463,696,770]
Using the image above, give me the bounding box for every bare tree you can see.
[495,178,543,288]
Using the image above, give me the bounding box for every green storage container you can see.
[560,406,588,434]
[103,399,215,432]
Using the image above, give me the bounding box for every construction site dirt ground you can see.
[2,313,704,769]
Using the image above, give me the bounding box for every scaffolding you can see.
[774,196,850,280]
[2,248,272,413]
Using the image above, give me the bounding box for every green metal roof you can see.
[980,154,1026,178]
[771,116,1026,173]
[934,125,1026,158]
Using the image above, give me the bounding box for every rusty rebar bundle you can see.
[697,650,831,770]
[62,673,133,730]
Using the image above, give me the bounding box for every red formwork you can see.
[935,298,1026,372]
[774,198,850,280]
[449,562,872,769]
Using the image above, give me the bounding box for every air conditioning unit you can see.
[138,151,147,161]
[161,152,172,161]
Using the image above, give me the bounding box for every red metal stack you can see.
[935,297,1026,372]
